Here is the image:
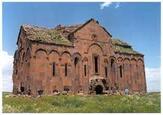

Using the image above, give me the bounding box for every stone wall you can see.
[12,20,146,96]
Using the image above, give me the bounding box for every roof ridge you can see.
[21,24,49,30]
[111,38,131,47]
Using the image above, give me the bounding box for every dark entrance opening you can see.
[20,86,24,92]
[38,90,44,96]
[95,85,103,94]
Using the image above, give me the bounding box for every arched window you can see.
[94,56,99,73]
[74,57,80,78]
[84,65,87,76]
[74,57,79,67]
[65,63,68,76]
[104,59,108,78]
[52,62,56,76]
[110,58,116,76]
[105,67,108,77]
[111,59,114,67]
[119,65,123,78]
[83,57,88,77]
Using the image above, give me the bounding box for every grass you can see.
[27,27,73,46]
[111,38,142,55]
[3,92,160,113]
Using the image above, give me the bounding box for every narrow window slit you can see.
[84,65,87,76]
[65,63,67,76]
[94,56,98,73]
[52,62,55,76]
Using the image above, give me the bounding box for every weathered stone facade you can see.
[12,19,146,96]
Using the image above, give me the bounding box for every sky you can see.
[2,2,161,92]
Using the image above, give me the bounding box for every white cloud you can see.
[100,2,112,10]
[100,2,120,10]
[115,3,120,8]
[145,67,160,92]
[0,51,13,92]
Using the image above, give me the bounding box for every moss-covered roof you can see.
[111,38,131,47]
[21,23,143,56]
[55,24,82,38]
[111,38,143,55]
[22,25,73,46]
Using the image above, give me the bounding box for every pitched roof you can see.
[22,24,73,46]
[20,19,112,46]
[19,19,143,56]
[69,18,112,37]
[54,24,82,38]
[111,38,143,56]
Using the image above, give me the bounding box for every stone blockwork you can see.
[12,19,146,96]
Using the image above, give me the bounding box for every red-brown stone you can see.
[12,19,147,96]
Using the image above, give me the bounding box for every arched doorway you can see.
[95,85,103,94]
[74,57,80,77]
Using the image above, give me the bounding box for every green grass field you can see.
[3,92,160,113]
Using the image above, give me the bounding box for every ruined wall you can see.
[13,28,32,94]
[113,53,146,93]
[13,21,146,96]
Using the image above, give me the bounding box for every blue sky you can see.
[2,2,161,92]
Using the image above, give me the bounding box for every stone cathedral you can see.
[12,19,146,96]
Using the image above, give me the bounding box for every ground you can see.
[3,92,160,113]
